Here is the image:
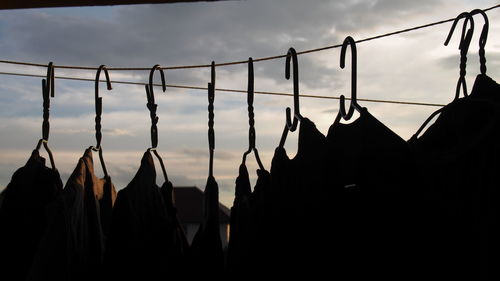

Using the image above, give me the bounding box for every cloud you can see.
[1,0,500,207]
[103,128,135,136]
[0,0,447,90]
[438,51,500,73]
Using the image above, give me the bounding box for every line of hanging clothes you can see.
[0,9,499,280]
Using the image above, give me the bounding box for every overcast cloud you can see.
[0,0,499,206]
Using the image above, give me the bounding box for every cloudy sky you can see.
[0,0,499,206]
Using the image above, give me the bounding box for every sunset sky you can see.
[0,0,499,206]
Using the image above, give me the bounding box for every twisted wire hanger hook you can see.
[208,61,216,178]
[470,9,489,74]
[444,12,474,100]
[242,57,265,171]
[36,62,56,169]
[93,65,112,151]
[92,65,112,177]
[145,64,168,182]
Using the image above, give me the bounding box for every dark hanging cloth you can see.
[189,175,224,277]
[27,148,117,281]
[104,151,174,280]
[227,164,253,275]
[160,181,190,274]
[409,74,500,280]
[0,150,63,281]
[325,108,427,279]
[247,168,271,269]
[228,163,272,277]
[265,118,327,276]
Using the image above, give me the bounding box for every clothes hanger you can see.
[469,9,488,75]
[411,12,474,140]
[444,12,474,100]
[89,65,112,178]
[208,61,216,178]
[145,64,168,183]
[337,36,363,122]
[35,62,56,170]
[241,57,265,171]
[279,47,302,148]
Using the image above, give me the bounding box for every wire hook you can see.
[147,64,166,149]
[208,61,216,178]
[339,36,362,121]
[36,62,56,169]
[93,65,112,151]
[284,47,302,132]
[91,65,112,177]
[444,12,474,100]
[242,58,265,171]
[411,12,475,141]
[145,64,168,182]
[470,9,488,74]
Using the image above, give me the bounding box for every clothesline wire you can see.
[0,3,498,71]
[0,4,497,108]
[0,71,445,107]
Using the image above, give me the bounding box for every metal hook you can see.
[148,64,166,104]
[339,36,361,121]
[444,12,474,50]
[208,61,216,178]
[147,64,166,149]
[242,57,265,171]
[284,47,302,132]
[36,77,56,169]
[94,65,112,151]
[470,9,489,74]
[46,62,55,98]
[91,65,112,177]
[145,78,168,183]
[444,12,474,100]
[41,62,55,142]
[412,12,475,141]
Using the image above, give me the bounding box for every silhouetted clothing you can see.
[266,118,327,276]
[190,176,224,277]
[409,74,500,280]
[27,148,117,281]
[160,181,190,274]
[0,150,63,281]
[248,168,271,234]
[228,163,276,278]
[247,168,271,269]
[104,151,174,280]
[326,108,425,279]
[227,164,252,275]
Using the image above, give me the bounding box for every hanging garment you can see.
[325,108,428,279]
[265,118,327,276]
[469,74,500,102]
[26,148,117,281]
[228,164,273,277]
[409,74,500,280]
[189,175,224,277]
[227,164,253,275]
[246,168,271,268]
[159,181,190,274]
[0,150,63,281]
[104,151,175,280]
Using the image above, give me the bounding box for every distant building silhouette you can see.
[173,186,230,248]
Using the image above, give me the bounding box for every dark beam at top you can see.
[0,0,230,10]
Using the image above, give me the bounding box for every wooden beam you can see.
[0,0,228,10]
